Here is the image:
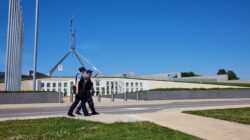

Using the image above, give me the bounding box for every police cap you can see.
[86,70,93,74]
[78,66,86,72]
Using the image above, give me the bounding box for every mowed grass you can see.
[0,117,200,140]
[184,107,250,125]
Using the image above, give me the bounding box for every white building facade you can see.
[36,77,148,96]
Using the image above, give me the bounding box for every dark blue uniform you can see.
[76,77,96,114]
[68,75,89,116]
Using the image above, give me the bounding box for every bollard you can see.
[111,92,114,102]
[58,92,61,103]
[124,92,127,101]
[59,92,63,103]
[136,92,139,101]
[70,92,73,103]
[98,92,101,102]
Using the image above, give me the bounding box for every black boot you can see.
[75,110,82,115]
[92,112,100,115]
[84,113,91,117]
[67,113,75,117]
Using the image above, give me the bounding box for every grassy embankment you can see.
[184,107,250,125]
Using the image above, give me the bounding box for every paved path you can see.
[1,99,250,118]
[139,111,250,140]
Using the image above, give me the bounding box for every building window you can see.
[126,82,129,87]
[96,87,100,92]
[140,82,143,87]
[135,82,138,87]
[53,83,56,87]
[130,82,133,87]
[47,83,50,88]
[107,81,109,85]
[96,80,100,86]
[41,83,44,87]
[58,83,61,87]
[70,82,74,86]
[64,83,67,87]
[101,87,105,95]
[107,86,110,95]
[111,81,114,89]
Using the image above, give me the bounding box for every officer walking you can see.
[67,67,90,117]
[75,70,99,115]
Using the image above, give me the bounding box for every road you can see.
[1,99,250,118]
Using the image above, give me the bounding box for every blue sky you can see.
[0,0,250,79]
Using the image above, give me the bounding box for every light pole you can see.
[33,0,39,90]
[58,64,63,103]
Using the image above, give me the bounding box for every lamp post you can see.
[33,0,39,90]
[58,64,63,103]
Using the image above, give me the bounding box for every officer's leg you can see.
[80,98,89,116]
[87,96,96,113]
[75,102,82,114]
[68,95,80,116]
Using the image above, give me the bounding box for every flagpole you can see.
[33,0,39,90]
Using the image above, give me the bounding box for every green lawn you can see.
[0,117,200,140]
[184,107,250,125]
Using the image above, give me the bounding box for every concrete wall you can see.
[103,90,250,100]
[0,80,33,91]
[0,92,59,104]
[174,75,228,82]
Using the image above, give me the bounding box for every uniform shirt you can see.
[75,73,86,95]
[75,73,85,84]
[85,78,94,96]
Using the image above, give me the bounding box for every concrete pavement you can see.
[138,105,250,140]
[1,97,250,109]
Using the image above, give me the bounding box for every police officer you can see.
[75,70,99,115]
[67,67,90,117]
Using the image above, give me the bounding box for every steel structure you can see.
[5,0,24,91]
[33,0,39,90]
[48,17,102,77]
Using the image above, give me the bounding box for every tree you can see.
[181,72,199,77]
[227,70,239,80]
[217,69,227,75]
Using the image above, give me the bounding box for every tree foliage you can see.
[181,72,199,77]
[217,69,239,80]
[217,69,227,75]
[228,70,239,80]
